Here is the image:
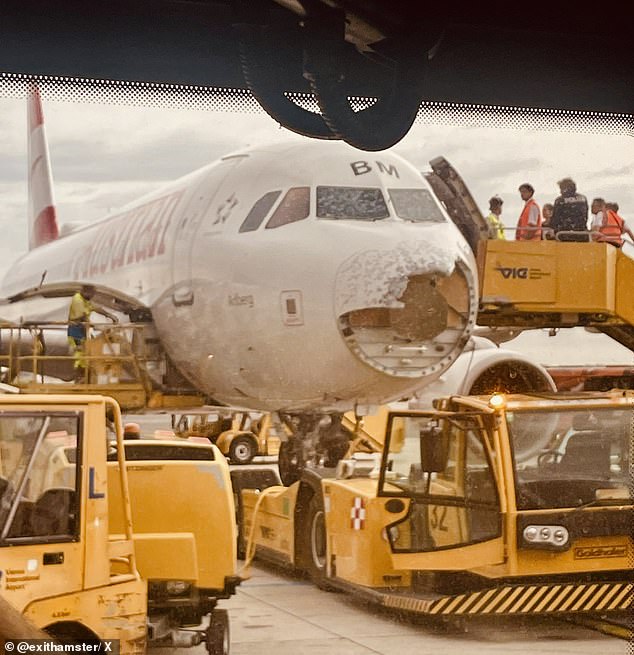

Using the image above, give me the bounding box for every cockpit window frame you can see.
[265,186,311,230]
[387,188,448,223]
[238,190,282,233]
[316,185,390,221]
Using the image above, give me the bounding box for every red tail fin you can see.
[27,85,59,249]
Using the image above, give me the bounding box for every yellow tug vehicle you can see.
[238,391,633,619]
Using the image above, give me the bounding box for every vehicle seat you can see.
[559,431,611,478]
[31,488,76,536]
[6,500,35,538]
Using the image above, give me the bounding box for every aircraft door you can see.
[171,157,243,306]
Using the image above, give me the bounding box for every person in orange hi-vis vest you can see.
[596,201,634,247]
[515,183,542,240]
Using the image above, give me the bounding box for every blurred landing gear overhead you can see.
[278,413,351,485]
[235,1,439,151]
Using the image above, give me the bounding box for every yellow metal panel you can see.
[515,536,631,576]
[108,447,236,590]
[23,578,146,654]
[480,241,618,314]
[390,536,505,572]
[325,480,410,588]
[132,533,198,581]
[242,485,297,561]
[614,249,634,324]
[83,403,113,590]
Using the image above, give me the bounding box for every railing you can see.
[494,227,632,245]
[0,321,158,397]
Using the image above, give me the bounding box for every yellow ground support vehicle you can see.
[172,410,280,465]
[107,437,240,653]
[0,394,146,653]
[0,394,239,654]
[240,391,633,620]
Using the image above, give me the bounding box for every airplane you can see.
[0,87,564,482]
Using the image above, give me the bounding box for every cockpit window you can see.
[265,187,310,229]
[316,186,389,221]
[388,188,447,223]
[239,190,281,233]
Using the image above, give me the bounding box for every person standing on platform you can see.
[486,195,506,239]
[515,183,542,241]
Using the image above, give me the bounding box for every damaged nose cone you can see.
[335,242,477,378]
[390,275,448,341]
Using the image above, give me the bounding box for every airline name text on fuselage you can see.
[71,190,184,279]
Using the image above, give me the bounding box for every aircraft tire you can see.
[206,609,230,655]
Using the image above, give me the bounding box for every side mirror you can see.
[419,425,448,473]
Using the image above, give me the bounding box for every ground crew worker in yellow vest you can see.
[486,196,506,239]
[67,284,117,381]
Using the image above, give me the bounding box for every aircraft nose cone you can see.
[335,240,477,378]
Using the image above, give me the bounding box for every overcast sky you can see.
[0,85,632,364]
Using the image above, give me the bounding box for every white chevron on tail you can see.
[27,85,59,249]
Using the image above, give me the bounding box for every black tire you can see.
[228,434,257,465]
[206,609,230,655]
[278,438,304,486]
[306,494,331,590]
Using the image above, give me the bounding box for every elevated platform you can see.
[0,321,208,412]
[478,240,634,351]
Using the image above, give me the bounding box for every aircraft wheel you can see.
[278,438,304,486]
[229,435,257,465]
[206,609,230,655]
[306,494,332,590]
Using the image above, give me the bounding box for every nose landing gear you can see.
[277,413,351,485]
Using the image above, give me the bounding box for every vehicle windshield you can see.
[508,407,632,510]
[0,413,80,542]
[316,186,389,220]
[379,412,501,552]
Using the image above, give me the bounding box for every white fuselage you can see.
[1,141,478,411]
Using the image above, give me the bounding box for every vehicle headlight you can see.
[523,524,569,548]
[166,580,191,596]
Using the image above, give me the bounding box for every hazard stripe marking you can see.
[381,582,631,617]
[518,585,550,613]
[495,586,529,614]
[557,584,588,612]
[467,588,499,614]
[594,584,623,611]
[570,584,599,612]
[508,585,538,613]
[440,593,469,615]
[481,586,514,614]
[583,584,612,612]
[454,590,487,615]
[545,584,576,613]
[608,584,632,610]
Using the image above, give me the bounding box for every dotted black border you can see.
[1,72,632,137]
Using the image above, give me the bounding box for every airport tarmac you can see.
[151,562,629,655]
